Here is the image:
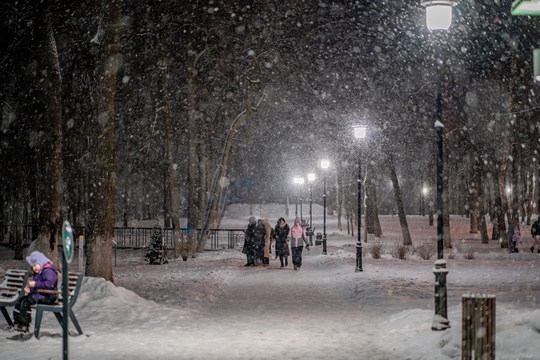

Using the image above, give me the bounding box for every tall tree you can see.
[387,153,412,246]
[31,2,63,263]
[86,0,121,281]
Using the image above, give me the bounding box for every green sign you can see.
[511,0,540,15]
[62,221,74,263]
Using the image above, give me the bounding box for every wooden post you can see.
[78,235,85,274]
[462,294,496,360]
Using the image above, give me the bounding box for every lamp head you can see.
[352,125,367,139]
[421,0,457,31]
[320,159,330,170]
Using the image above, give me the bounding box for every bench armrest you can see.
[36,289,61,295]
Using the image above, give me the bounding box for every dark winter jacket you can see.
[30,263,58,302]
[253,221,266,248]
[242,222,257,254]
[532,220,540,237]
[274,222,290,244]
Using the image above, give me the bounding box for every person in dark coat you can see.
[274,217,290,267]
[253,219,267,266]
[242,217,257,266]
[9,251,58,333]
[262,219,273,267]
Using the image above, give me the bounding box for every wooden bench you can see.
[0,269,29,327]
[33,272,84,339]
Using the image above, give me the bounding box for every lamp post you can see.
[353,125,367,272]
[293,177,305,219]
[422,0,455,331]
[320,160,330,255]
[308,173,316,246]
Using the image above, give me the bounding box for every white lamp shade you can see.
[320,160,330,170]
[307,173,316,182]
[352,125,367,139]
[294,177,305,185]
[534,48,540,83]
[422,1,456,31]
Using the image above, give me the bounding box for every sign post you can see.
[62,221,74,360]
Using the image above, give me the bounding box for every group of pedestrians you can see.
[242,216,310,270]
[507,218,540,253]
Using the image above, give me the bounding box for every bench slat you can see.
[0,269,29,327]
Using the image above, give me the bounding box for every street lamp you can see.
[308,173,316,246]
[293,177,305,219]
[353,125,367,272]
[320,159,330,255]
[422,0,456,331]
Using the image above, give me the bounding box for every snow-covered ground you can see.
[1,204,539,359]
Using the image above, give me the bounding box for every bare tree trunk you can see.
[186,48,200,252]
[13,187,24,260]
[475,154,490,243]
[468,157,478,234]
[387,154,412,245]
[365,162,382,237]
[491,152,508,248]
[197,90,266,252]
[198,135,208,229]
[31,3,63,264]
[159,58,183,258]
[86,0,121,281]
[336,168,342,232]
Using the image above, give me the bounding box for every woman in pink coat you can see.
[288,217,310,270]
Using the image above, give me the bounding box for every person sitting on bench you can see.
[8,251,58,333]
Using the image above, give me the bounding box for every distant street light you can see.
[422,0,455,331]
[320,159,330,255]
[308,173,316,246]
[353,125,367,272]
[293,177,305,219]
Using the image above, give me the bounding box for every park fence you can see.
[0,225,245,251]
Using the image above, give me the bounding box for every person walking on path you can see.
[531,218,539,253]
[274,217,290,267]
[8,251,58,333]
[508,219,521,253]
[242,217,257,266]
[288,217,310,270]
[262,219,273,267]
[254,219,267,266]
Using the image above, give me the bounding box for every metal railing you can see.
[0,225,245,251]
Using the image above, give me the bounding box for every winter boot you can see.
[531,246,535,253]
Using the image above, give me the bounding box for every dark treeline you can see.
[0,1,539,280]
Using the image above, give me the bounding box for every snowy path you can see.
[152,253,398,360]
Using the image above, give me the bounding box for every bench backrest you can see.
[0,269,29,303]
[57,272,84,307]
